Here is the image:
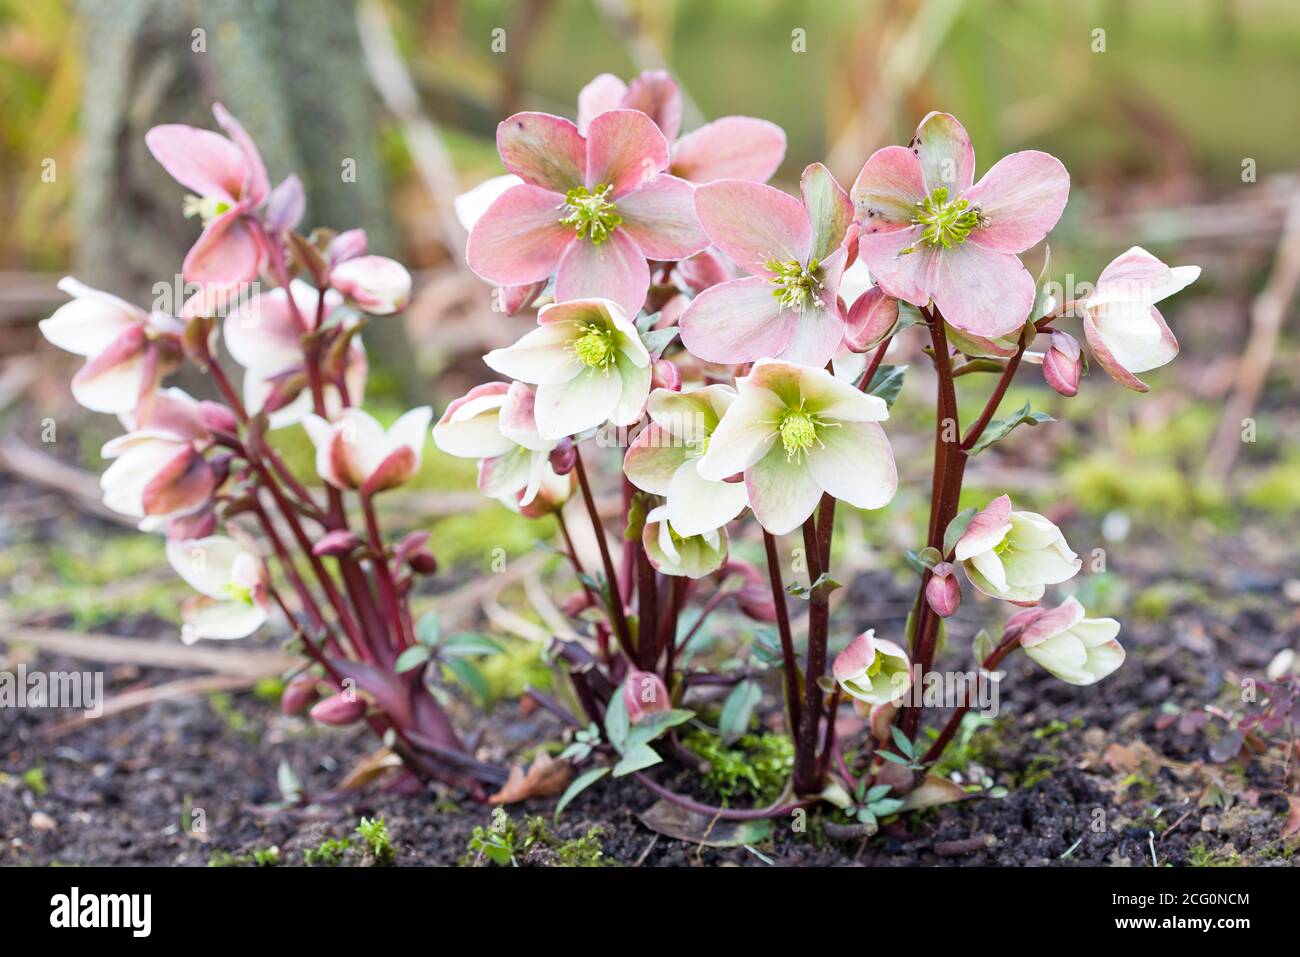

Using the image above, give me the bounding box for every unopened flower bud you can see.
[623,668,671,723]
[1042,331,1082,397]
[327,228,367,267]
[395,530,438,575]
[310,692,367,726]
[313,529,363,558]
[165,507,217,542]
[281,673,320,716]
[925,562,961,618]
[844,286,898,353]
[549,438,576,475]
[329,255,412,315]
[724,560,778,623]
[651,358,681,392]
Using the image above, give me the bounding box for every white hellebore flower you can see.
[1015,597,1125,686]
[302,406,433,496]
[166,536,269,643]
[953,494,1081,605]
[623,385,748,536]
[1080,246,1199,392]
[432,381,565,509]
[642,505,727,579]
[483,298,651,440]
[832,630,911,706]
[697,359,896,535]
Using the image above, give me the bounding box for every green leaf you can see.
[554,766,610,819]
[967,403,1054,456]
[857,807,878,828]
[787,572,842,601]
[718,680,762,745]
[972,628,995,667]
[626,709,695,750]
[869,798,906,816]
[943,507,978,558]
[438,632,504,658]
[865,784,892,803]
[612,743,662,777]
[877,750,912,767]
[416,611,440,647]
[890,726,915,758]
[640,326,678,357]
[276,760,303,803]
[751,626,783,668]
[604,685,630,753]
[1032,244,1054,319]
[445,658,490,706]
[394,645,431,674]
[867,364,908,408]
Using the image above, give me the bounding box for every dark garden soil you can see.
[4,461,1297,867]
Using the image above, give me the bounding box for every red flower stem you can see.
[961,326,1031,451]
[572,444,634,660]
[920,632,1021,765]
[793,500,833,794]
[761,530,803,748]
[674,586,731,652]
[250,499,342,656]
[660,576,687,688]
[815,688,841,783]
[362,494,412,650]
[854,333,895,393]
[635,542,658,669]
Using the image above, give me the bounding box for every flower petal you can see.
[694,180,812,275]
[576,73,629,135]
[432,388,513,459]
[855,226,931,306]
[679,276,796,364]
[466,183,572,286]
[852,145,927,232]
[954,494,1012,560]
[454,174,524,231]
[800,163,854,263]
[554,229,650,318]
[624,423,692,494]
[180,595,267,643]
[805,421,897,510]
[964,151,1069,254]
[911,112,975,194]
[697,384,783,480]
[533,368,624,439]
[745,445,824,535]
[671,116,786,184]
[212,103,269,204]
[777,302,845,369]
[183,210,263,285]
[622,70,682,142]
[166,535,247,598]
[145,124,245,202]
[616,175,708,260]
[1083,301,1178,390]
[584,109,670,198]
[665,459,748,536]
[496,112,586,193]
[928,242,1035,338]
[71,326,149,413]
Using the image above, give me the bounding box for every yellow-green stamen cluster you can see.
[764,257,823,312]
[183,194,233,227]
[777,405,823,462]
[224,581,255,606]
[559,184,621,244]
[903,187,986,253]
[863,653,883,679]
[571,323,618,371]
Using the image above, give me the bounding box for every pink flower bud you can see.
[549,438,576,476]
[310,692,367,726]
[651,358,681,392]
[561,589,596,617]
[925,562,961,618]
[1042,331,1082,397]
[844,286,898,353]
[396,530,438,575]
[281,673,320,716]
[327,228,367,267]
[724,560,778,623]
[313,529,363,558]
[623,669,671,723]
[330,255,412,315]
[198,400,239,436]
[165,507,217,542]
[498,281,545,316]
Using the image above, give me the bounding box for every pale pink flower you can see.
[642,505,728,579]
[697,360,896,535]
[623,385,748,536]
[432,381,567,510]
[577,70,786,184]
[100,388,223,528]
[39,279,183,414]
[852,112,1069,338]
[832,630,911,706]
[953,494,1081,605]
[165,535,270,643]
[225,280,367,428]
[1079,246,1199,392]
[302,406,433,496]
[483,298,651,440]
[1016,597,1125,686]
[330,256,411,315]
[455,175,546,315]
[146,103,271,284]
[680,164,857,368]
[466,110,708,317]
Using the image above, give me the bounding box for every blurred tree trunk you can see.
[76,0,418,398]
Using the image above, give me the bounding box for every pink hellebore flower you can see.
[225,280,367,428]
[466,109,709,318]
[623,668,671,723]
[1079,246,1199,392]
[329,256,412,316]
[165,535,270,644]
[577,70,787,184]
[953,494,1081,605]
[431,381,566,510]
[852,112,1069,339]
[697,360,896,535]
[101,387,224,528]
[623,385,748,536]
[455,175,546,316]
[1015,597,1125,686]
[483,298,651,440]
[146,103,270,284]
[39,279,183,414]
[302,406,433,497]
[832,630,912,706]
[680,164,857,368]
[642,505,728,579]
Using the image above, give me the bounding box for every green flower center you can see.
[183,194,233,227]
[903,187,987,253]
[777,404,835,463]
[559,184,621,244]
[224,581,254,606]
[993,536,1014,558]
[571,323,618,370]
[764,257,823,312]
[864,654,884,679]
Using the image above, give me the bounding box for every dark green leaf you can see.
[967,403,1054,456]
[626,709,695,750]
[438,632,504,658]
[394,645,431,674]
[445,658,490,706]
[603,686,630,753]
[718,680,762,745]
[554,766,610,818]
[613,743,662,777]
[890,726,915,758]
[416,611,440,647]
[943,507,978,558]
[867,364,908,408]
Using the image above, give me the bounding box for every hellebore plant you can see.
[44,85,1201,829]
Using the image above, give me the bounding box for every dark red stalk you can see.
[761,530,803,750]
[572,444,634,659]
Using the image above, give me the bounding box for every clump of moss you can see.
[681,729,794,804]
[355,816,394,864]
[1020,754,1060,789]
[22,766,49,796]
[303,836,353,866]
[207,846,280,867]
[462,808,607,867]
[1187,839,1243,867]
[931,713,1013,777]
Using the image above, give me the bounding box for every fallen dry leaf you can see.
[1282,794,1300,840]
[489,752,572,804]
[899,774,968,812]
